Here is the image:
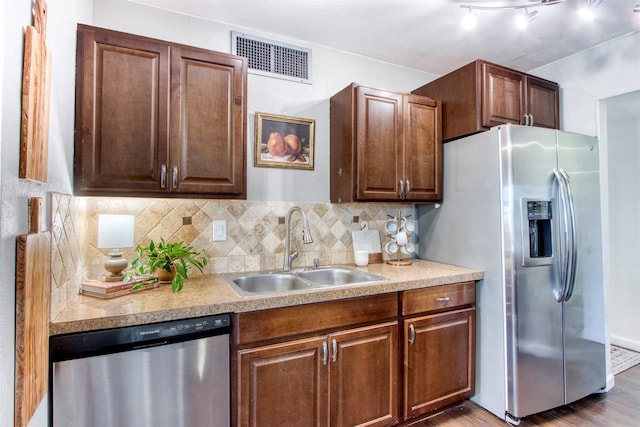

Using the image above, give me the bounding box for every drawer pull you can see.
[436,297,451,303]
[409,324,416,345]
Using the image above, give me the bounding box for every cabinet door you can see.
[237,336,328,427]
[482,63,525,127]
[356,87,403,200]
[74,26,169,195]
[404,308,475,419]
[329,322,398,427]
[404,95,442,201]
[170,46,246,196]
[526,76,559,129]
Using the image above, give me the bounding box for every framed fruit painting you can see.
[254,112,315,170]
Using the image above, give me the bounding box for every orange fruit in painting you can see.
[284,134,302,154]
[267,132,287,156]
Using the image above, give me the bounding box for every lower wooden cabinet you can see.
[403,308,475,418]
[236,322,398,427]
[237,336,328,426]
[401,282,476,421]
[233,284,476,426]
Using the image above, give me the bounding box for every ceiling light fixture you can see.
[461,8,477,30]
[515,9,538,30]
[634,4,640,12]
[460,1,563,30]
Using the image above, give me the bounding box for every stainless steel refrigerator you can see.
[418,125,607,423]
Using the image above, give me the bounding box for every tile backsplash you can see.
[50,192,416,319]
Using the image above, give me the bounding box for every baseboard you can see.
[610,335,640,352]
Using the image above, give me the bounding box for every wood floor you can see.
[410,364,640,426]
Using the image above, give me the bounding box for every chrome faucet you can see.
[284,207,313,271]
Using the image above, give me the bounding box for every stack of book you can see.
[80,275,159,299]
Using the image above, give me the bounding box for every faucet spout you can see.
[285,207,313,271]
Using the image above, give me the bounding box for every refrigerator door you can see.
[556,131,607,404]
[502,125,565,418]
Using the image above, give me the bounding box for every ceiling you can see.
[131,0,640,76]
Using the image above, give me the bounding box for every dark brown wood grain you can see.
[330,84,442,203]
[74,25,247,198]
[403,308,475,420]
[412,59,559,141]
[402,282,475,316]
[233,293,398,347]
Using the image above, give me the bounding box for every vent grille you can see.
[232,32,312,84]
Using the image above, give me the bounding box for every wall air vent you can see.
[231,32,312,84]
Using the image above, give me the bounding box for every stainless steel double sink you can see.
[223,266,388,297]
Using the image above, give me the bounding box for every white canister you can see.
[354,250,369,267]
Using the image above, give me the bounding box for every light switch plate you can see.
[213,220,227,241]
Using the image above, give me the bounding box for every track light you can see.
[461,8,477,30]
[460,1,560,31]
[515,9,538,29]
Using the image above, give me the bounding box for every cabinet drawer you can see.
[402,282,475,315]
[234,293,398,347]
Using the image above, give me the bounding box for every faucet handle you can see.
[313,258,325,268]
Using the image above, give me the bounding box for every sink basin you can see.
[223,266,388,297]
[228,273,313,296]
[297,267,387,286]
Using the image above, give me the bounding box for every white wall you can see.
[532,30,640,136]
[605,115,640,351]
[91,0,437,203]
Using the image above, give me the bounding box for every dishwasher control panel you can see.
[131,314,231,342]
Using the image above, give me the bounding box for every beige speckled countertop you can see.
[50,260,483,336]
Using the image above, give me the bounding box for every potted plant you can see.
[130,238,208,292]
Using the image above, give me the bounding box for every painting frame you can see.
[254,112,315,170]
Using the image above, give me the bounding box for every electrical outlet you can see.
[213,220,227,241]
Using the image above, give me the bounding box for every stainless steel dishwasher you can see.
[50,313,230,427]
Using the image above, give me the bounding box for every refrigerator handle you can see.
[553,168,570,302]
[560,169,578,301]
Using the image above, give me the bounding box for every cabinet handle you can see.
[409,324,416,345]
[161,164,167,188]
[405,180,411,196]
[529,114,534,126]
[331,339,338,362]
[172,166,178,189]
[322,341,328,365]
[523,114,530,126]
[399,180,405,198]
[436,296,451,303]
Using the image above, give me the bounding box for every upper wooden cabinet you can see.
[330,84,442,203]
[412,60,559,141]
[74,25,247,198]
